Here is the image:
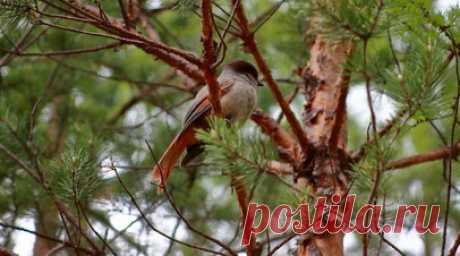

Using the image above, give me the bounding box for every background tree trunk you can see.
[33,206,60,256]
[33,96,67,256]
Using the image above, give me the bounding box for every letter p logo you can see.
[241,203,270,246]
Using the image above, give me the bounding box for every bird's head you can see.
[223,60,263,87]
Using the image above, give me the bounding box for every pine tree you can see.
[0,0,460,255]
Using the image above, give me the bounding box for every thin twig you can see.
[112,166,226,255]
[145,141,237,256]
[379,233,407,256]
[0,222,93,254]
[442,35,460,256]
[0,42,122,57]
[267,233,297,256]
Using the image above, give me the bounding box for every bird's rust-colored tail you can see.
[152,127,197,189]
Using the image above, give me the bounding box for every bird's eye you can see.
[245,74,254,83]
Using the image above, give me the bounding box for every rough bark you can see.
[296,36,354,256]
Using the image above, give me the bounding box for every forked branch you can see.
[232,0,311,155]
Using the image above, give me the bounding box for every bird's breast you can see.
[220,81,257,122]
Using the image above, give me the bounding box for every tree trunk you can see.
[34,95,68,255]
[33,205,60,256]
[296,35,354,255]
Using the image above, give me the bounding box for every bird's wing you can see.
[183,79,234,128]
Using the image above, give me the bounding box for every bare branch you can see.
[379,233,407,256]
[201,0,222,114]
[39,0,204,82]
[112,167,227,255]
[0,143,41,183]
[117,0,131,28]
[351,108,408,162]
[232,0,311,155]
[251,109,302,163]
[385,141,460,171]
[268,233,297,256]
[448,230,460,256]
[0,42,122,57]
[0,222,93,255]
[145,141,238,256]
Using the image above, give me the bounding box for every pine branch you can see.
[384,140,460,171]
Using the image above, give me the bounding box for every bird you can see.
[152,60,262,189]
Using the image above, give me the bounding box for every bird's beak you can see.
[257,81,264,87]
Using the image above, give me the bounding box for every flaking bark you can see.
[297,36,354,256]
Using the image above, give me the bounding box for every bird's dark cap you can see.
[225,60,262,86]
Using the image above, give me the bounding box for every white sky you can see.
[9,0,460,255]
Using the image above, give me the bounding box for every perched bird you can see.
[152,60,262,188]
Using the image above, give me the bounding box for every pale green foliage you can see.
[196,117,276,178]
[47,145,102,204]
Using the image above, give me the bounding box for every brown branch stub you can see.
[385,141,460,171]
[201,0,222,114]
[266,160,294,175]
[232,0,311,155]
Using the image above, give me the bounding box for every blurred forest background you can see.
[1,0,460,255]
